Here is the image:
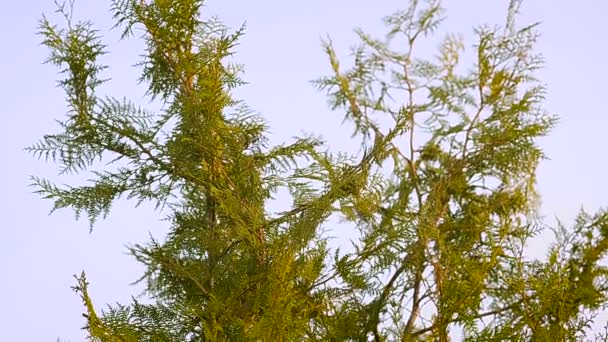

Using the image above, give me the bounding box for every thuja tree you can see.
[30,0,608,341]
[313,0,608,341]
[32,0,336,340]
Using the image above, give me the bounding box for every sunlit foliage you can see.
[31,0,608,340]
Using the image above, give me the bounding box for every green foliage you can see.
[31,0,608,341]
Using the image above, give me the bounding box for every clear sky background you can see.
[1,0,607,340]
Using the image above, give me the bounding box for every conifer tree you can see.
[31,0,608,341]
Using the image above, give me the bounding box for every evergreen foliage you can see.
[31,0,608,340]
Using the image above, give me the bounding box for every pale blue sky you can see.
[1,1,607,340]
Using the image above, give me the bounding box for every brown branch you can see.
[411,301,520,337]
[403,253,424,336]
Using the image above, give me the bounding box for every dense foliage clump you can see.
[31,0,608,340]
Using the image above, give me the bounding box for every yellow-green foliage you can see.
[31,0,608,341]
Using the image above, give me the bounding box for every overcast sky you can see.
[1,0,607,340]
